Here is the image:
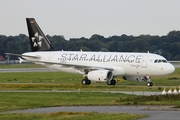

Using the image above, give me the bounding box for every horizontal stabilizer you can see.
[5,53,40,59]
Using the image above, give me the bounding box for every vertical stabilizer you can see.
[26,18,54,52]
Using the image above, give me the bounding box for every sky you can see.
[0,0,180,40]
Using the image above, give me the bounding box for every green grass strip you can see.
[0,112,146,120]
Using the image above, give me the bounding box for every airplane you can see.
[5,18,175,87]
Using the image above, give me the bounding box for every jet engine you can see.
[87,70,113,82]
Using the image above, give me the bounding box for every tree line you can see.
[1,30,180,60]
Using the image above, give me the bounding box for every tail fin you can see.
[26,18,54,52]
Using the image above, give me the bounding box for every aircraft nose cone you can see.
[167,64,175,74]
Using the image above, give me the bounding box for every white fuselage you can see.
[22,51,175,77]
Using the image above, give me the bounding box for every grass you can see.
[1,63,180,91]
[1,63,180,84]
[0,71,180,91]
[0,92,129,112]
[0,82,168,91]
[0,63,180,119]
[0,64,160,91]
[0,72,82,84]
[0,91,147,120]
[117,94,180,105]
[0,112,146,120]
[1,92,180,113]
[0,91,178,120]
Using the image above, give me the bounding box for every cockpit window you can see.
[162,60,167,63]
[158,60,162,63]
[154,59,168,63]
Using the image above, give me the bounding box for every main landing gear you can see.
[145,76,153,87]
[81,78,91,85]
[107,79,116,85]
[81,78,116,85]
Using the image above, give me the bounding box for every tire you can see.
[107,79,116,85]
[111,79,116,85]
[81,79,86,85]
[147,82,153,87]
[107,81,111,85]
[81,79,91,85]
[87,80,91,85]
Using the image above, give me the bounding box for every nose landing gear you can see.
[145,76,153,87]
[147,82,153,87]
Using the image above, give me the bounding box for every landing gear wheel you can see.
[107,79,116,85]
[81,79,86,85]
[87,80,91,85]
[107,81,111,85]
[81,79,91,85]
[147,82,153,87]
[111,79,116,85]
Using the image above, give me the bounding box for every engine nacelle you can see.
[122,76,149,82]
[87,70,113,82]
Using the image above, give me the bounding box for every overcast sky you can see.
[0,0,180,40]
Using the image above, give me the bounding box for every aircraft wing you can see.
[32,60,114,71]
[5,53,114,70]
[64,64,114,71]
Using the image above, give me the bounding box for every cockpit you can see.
[154,59,168,63]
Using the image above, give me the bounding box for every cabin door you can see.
[48,53,54,62]
[141,55,149,68]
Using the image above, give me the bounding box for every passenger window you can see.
[158,60,162,63]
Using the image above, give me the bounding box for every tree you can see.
[1,31,180,60]
[167,30,180,42]
[108,41,119,52]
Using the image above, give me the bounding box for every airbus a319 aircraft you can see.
[6,18,175,86]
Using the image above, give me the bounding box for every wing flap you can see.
[29,60,114,71]
[5,53,114,70]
